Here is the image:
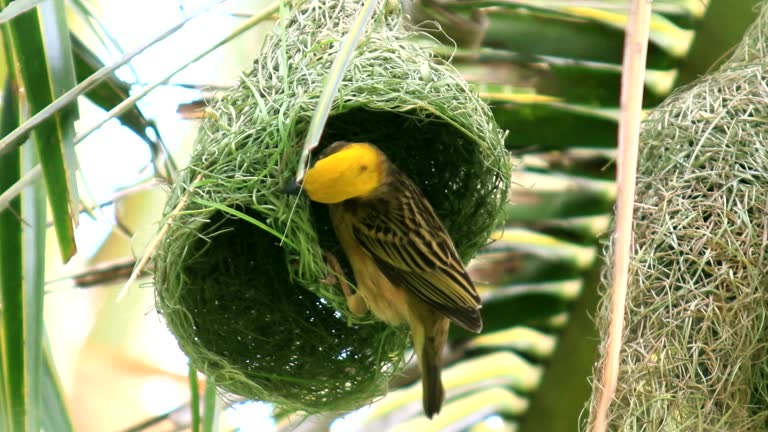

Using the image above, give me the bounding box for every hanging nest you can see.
[590,3,768,430]
[152,0,509,413]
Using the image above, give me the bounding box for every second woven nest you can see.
[590,2,768,430]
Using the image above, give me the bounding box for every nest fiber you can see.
[153,0,509,413]
[589,3,768,430]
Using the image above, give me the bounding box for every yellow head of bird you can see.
[302,142,387,204]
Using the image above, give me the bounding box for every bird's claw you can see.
[321,250,367,316]
[321,250,351,296]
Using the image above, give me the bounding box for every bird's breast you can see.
[330,204,411,326]
[352,255,411,326]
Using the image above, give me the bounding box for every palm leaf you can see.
[1,0,79,261]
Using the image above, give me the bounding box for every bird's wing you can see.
[352,179,482,332]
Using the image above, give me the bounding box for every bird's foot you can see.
[322,250,368,316]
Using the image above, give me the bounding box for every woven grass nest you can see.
[590,2,768,430]
[152,0,509,413]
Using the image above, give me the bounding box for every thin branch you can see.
[45,257,141,290]
[592,1,651,431]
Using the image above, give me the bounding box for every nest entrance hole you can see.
[316,108,494,260]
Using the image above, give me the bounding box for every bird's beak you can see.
[282,179,302,195]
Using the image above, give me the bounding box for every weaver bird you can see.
[294,141,482,418]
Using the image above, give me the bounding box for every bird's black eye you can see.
[359,165,368,173]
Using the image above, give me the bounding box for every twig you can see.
[45,257,139,289]
[592,1,651,431]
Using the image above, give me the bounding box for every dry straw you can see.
[590,2,768,430]
[152,0,509,413]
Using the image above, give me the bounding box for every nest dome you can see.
[153,0,509,413]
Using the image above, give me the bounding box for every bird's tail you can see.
[412,317,449,419]
[420,343,444,419]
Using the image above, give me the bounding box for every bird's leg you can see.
[322,250,368,316]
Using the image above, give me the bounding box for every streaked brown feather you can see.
[346,166,482,333]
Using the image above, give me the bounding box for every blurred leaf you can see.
[473,9,627,64]
[515,148,617,180]
[440,1,694,68]
[0,0,42,23]
[493,103,618,150]
[503,171,616,221]
[467,326,557,359]
[452,0,709,25]
[22,127,46,432]
[520,262,602,431]
[360,353,538,430]
[556,6,694,58]
[457,53,676,107]
[470,418,518,432]
[526,215,612,243]
[391,387,528,432]
[2,0,79,261]
[678,0,762,85]
[485,229,597,269]
[0,76,24,432]
[480,292,569,333]
[0,306,6,430]
[40,341,74,432]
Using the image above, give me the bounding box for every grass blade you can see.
[189,366,201,432]
[202,377,218,432]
